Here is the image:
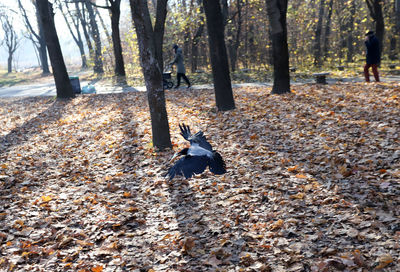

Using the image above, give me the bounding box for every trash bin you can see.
[69,76,81,94]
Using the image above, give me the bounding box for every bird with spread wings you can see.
[166,124,226,180]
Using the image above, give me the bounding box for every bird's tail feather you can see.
[209,152,226,175]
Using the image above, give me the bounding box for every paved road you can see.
[0,80,146,98]
[0,76,399,98]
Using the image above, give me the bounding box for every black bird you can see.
[166,124,226,180]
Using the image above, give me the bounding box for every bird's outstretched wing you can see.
[209,151,227,175]
[179,123,213,151]
[166,155,209,180]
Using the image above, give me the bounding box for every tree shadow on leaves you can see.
[0,97,70,158]
[166,175,244,269]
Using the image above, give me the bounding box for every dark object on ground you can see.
[162,72,174,89]
[389,64,396,69]
[289,67,296,72]
[166,123,226,180]
[69,76,81,94]
[337,65,345,71]
[313,72,330,84]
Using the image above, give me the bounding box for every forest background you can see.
[1,0,399,85]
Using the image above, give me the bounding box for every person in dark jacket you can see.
[364,31,380,82]
[170,44,191,89]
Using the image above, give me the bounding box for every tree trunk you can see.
[389,1,400,60]
[33,1,50,75]
[190,0,205,73]
[36,0,74,99]
[7,56,12,73]
[85,0,104,74]
[265,0,290,94]
[1,16,19,74]
[227,0,242,72]
[129,0,172,151]
[153,0,168,73]
[95,6,113,46]
[203,0,235,111]
[313,0,325,67]
[109,0,126,77]
[323,0,333,61]
[76,2,94,62]
[57,0,88,69]
[346,1,356,62]
[366,0,385,54]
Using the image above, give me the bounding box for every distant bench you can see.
[312,72,330,84]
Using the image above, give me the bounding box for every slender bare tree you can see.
[17,0,50,75]
[0,16,20,73]
[90,0,126,78]
[55,0,88,69]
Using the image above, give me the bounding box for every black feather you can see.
[209,151,226,175]
[166,124,226,180]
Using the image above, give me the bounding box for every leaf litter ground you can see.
[0,82,399,272]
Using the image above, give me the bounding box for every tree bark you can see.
[154,0,168,73]
[389,0,400,60]
[366,0,385,54]
[203,0,235,111]
[129,0,172,150]
[18,0,50,75]
[227,0,243,72]
[323,0,333,61]
[57,0,87,69]
[36,0,74,99]
[35,5,50,75]
[76,2,94,62]
[190,0,205,73]
[313,0,325,67]
[7,57,12,73]
[346,1,356,62]
[265,0,290,94]
[109,0,126,77]
[85,0,104,74]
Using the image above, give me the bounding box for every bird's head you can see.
[169,147,189,162]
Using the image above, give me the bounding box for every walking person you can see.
[364,31,380,82]
[170,44,191,89]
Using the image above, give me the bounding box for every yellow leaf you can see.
[295,174,307,179]
[376,254,393,269]
[123,192,132,198]
[250,134,258,140]
[0,164,7,169]
[15,220,24,227]
[92,265,103,272]
[290,192,305,200]
[76,240,94,247]
[41,196,52,202]
[270,219,284,230]
[288,165,299,172]
[6,241,12,246]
